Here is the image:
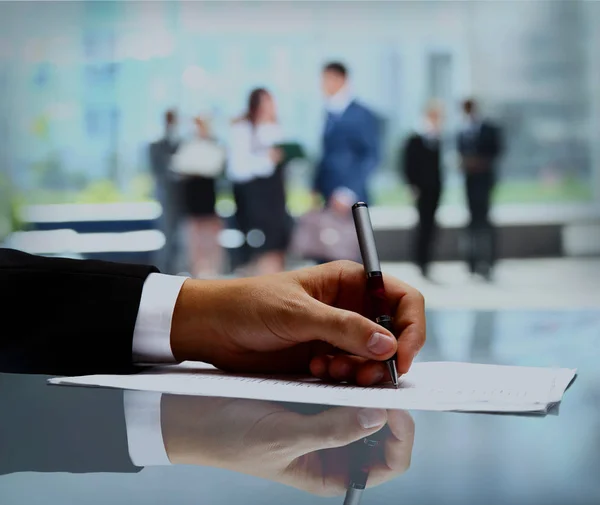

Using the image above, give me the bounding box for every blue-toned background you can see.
[1,1,598,207]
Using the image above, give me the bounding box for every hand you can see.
[161,395,415,496]
[171,260,426,385]
[269,147,283,164]
[410,186,420,200]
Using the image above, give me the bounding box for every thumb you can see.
[289,407,388,455]
[301,300,397,361]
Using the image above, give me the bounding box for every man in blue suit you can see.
[314,62,381,212]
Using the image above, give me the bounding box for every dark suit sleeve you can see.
[0,373,140,475]
[0,249,158,376]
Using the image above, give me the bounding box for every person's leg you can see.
[470,173,494,279]
[154,187,171,272]
[424,187,441,273]
[188,216,223,278]
[253,251,286,276]
[482,172,497,271]
[464,175,478,273]
[162,183,181,274]
[415,191,434,276]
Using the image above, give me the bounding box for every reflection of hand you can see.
[161,395,414,496]
[171,261,426,385]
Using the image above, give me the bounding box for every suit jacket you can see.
[0,372,138,475]
[314,101,381,204]
[149,138,179,184]
[0,248,157,376]
[149,138,180,203]
[457,120,503,173]
[402,134,442,190]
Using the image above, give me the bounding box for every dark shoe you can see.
[419,263,431,279]
[476,262,493,282]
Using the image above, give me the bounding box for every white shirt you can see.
[227,120,283,183]
[325,85,353,116]
[126,272,187,466]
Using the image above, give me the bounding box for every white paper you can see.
[48,361,577,414]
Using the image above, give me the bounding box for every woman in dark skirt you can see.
[172,118,224,277]
[228,88,290,275]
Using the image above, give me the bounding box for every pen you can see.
[352,202,400,388]
[343,433,380,505]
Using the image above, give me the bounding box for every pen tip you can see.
[387,362,399,388]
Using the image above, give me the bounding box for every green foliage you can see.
[0,175,23,240]
[22,174,155,205]
[373,179,593,207]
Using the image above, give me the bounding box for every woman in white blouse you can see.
[171,117,225,278]
[228,88,290,275]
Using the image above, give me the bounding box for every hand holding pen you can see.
[174,259,425,387]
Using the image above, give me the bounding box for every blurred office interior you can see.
[0,0,599,291]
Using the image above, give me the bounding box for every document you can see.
[49,362,576,414]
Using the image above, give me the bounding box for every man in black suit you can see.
[402,103,444,278]
[457,99,503,280]
[149,109,181,274]
[0,248,425,384]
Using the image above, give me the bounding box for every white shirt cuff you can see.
[132,273,188,364]
[124,391,172,466]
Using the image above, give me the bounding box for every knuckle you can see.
[330,259,361,275]
[413,288,425,307]
[396,454,412,474]
[334,310,359,333]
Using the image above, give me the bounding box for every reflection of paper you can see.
[49,362,576,414]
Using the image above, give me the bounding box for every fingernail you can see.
[367,332,395,355]
[358,408,387,429]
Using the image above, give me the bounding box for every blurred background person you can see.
[457,98,503,280]
[171,117,225,278]
[149,110,181,274]
[228,88,288,276]
[314,62,381,214]
[401,101,444,279]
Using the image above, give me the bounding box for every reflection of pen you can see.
[344,429,384,505]
[352,202,400,388]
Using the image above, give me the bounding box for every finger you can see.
[356,360,390,387]
[309,354,333,382]
[328,354,360,382]
[289,407,388,455]
[311,355,392,387]
[362,461,409,488]
[383,410,415,471]
[301,299,398,361]
[360,411,415,488]
[390,286,426,374]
